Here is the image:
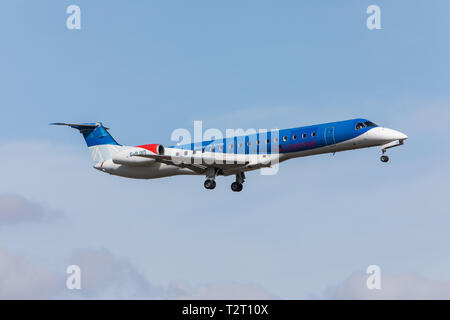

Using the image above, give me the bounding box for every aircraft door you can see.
[325,127,335,145]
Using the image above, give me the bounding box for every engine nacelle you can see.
[112,144,164,166]
[135,144,165,155]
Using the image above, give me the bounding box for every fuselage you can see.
[92,118,408,180]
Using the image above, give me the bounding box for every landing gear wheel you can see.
[204,179,216,190]
[380,155,389,163]
[231,182,243,192]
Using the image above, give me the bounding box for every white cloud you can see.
[0,245,275,299]
[0,194,59,225]
[167,280,275,300]
[0,246,162,299]
[325,271,450,299]
[66,248,275,299]
[67,248,164,299]
[0,246,63,299]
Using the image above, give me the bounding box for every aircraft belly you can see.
[100,161,196,179]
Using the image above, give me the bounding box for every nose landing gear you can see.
[380,147,390,163]
[379,139,407,163]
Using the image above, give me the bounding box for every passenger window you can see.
[283,136,288,142]
[266,139,270,144]
[238,142,242,148]
[184,151,188,156]
[356,122,365,130]
[219,145,223,151]
[229,143,234,149]
[293,135,297,140]
[302,133,307,139]
[311,132,316,137]
[247,141,251,146]
[274,138,279,143]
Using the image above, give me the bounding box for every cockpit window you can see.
[355,122,365,130]
[364,121,377,127]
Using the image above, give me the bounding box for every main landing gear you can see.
[204,167,217,190]
[231,172,245,192]
[203,169,246,192]
[204,179,216,190]
[231,182,243,192]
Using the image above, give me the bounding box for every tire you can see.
[204,179,215,189]
[380,155,389,163]
[231,182,243,192]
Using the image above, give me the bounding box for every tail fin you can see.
[51,122,122,163]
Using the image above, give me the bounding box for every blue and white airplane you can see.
[53,119,407,192]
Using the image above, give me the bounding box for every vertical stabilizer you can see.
[51,122,123,163]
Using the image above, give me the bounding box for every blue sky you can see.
[0,1,450,299]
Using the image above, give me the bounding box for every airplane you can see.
[52,119,407,192]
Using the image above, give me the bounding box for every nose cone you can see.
[385,128,408,141]
[366,127,408,143]
[394,130,408,140]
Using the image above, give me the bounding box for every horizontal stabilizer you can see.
[50,122,110,129]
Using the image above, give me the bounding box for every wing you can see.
[134,153,208,174]
[134,152,276,175]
